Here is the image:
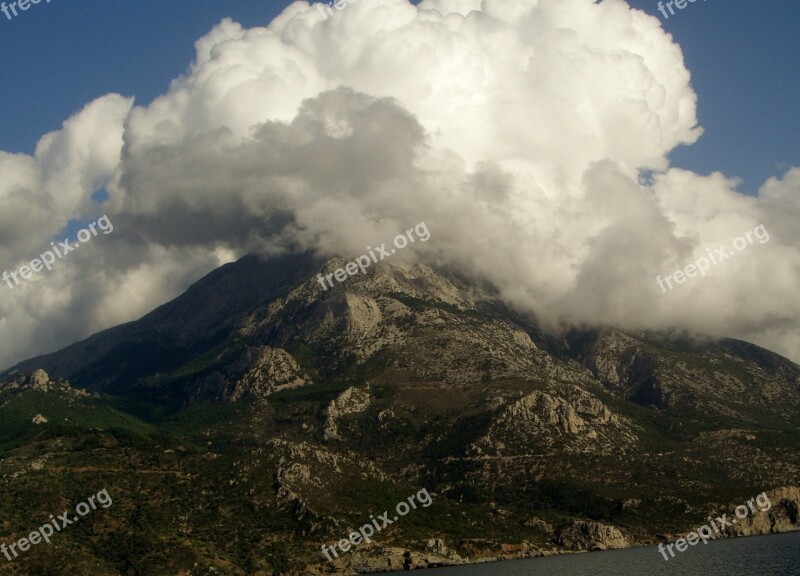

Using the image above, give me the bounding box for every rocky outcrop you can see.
[557,520,629,551]
[267,438,389,524]
[31,414,48,425]
[190,345,309,403]
[399,322,546,385]
[1,369,89,398]
[471,385,638,455]
[246,259,552,384]
[346,539,465,574]
[324,386,371,441]
[524,517,554,538]
[729,487,800,536]
[585,331,645,387]
[227,346,308,400]
[28,369,51,391]
[582,330,665,407]
[275,462,320,522]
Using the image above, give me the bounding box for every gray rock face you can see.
[471,385,637,456]
[190,345,309,403]
[578,327,800,422]
[227,346,309,400]
[29,369,51,390]
[346,538,465,574]
[557,520,629,551]
[729,487,800,536]
[582,329,663,406]
[2,370,88,398]
[241,259,552,383]
[324,386,371,441]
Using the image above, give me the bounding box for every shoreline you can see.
[367,529,800,575]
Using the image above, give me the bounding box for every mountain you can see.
[10,253,324,396]
[1,253,799,575]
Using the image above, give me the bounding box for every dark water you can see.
[385,532,800,575]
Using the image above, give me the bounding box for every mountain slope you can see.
[8,253,322,394]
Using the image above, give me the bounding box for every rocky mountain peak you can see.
[1,369,88,397]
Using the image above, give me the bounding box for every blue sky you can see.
[0,0,798,194]
[626,0,800,194]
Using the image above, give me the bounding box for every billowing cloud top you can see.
[1,0,799,368]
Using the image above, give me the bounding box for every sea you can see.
[384,532,800,576]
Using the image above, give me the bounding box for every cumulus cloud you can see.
[1,0,799,369]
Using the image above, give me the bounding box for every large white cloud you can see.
[1,0,798,369]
